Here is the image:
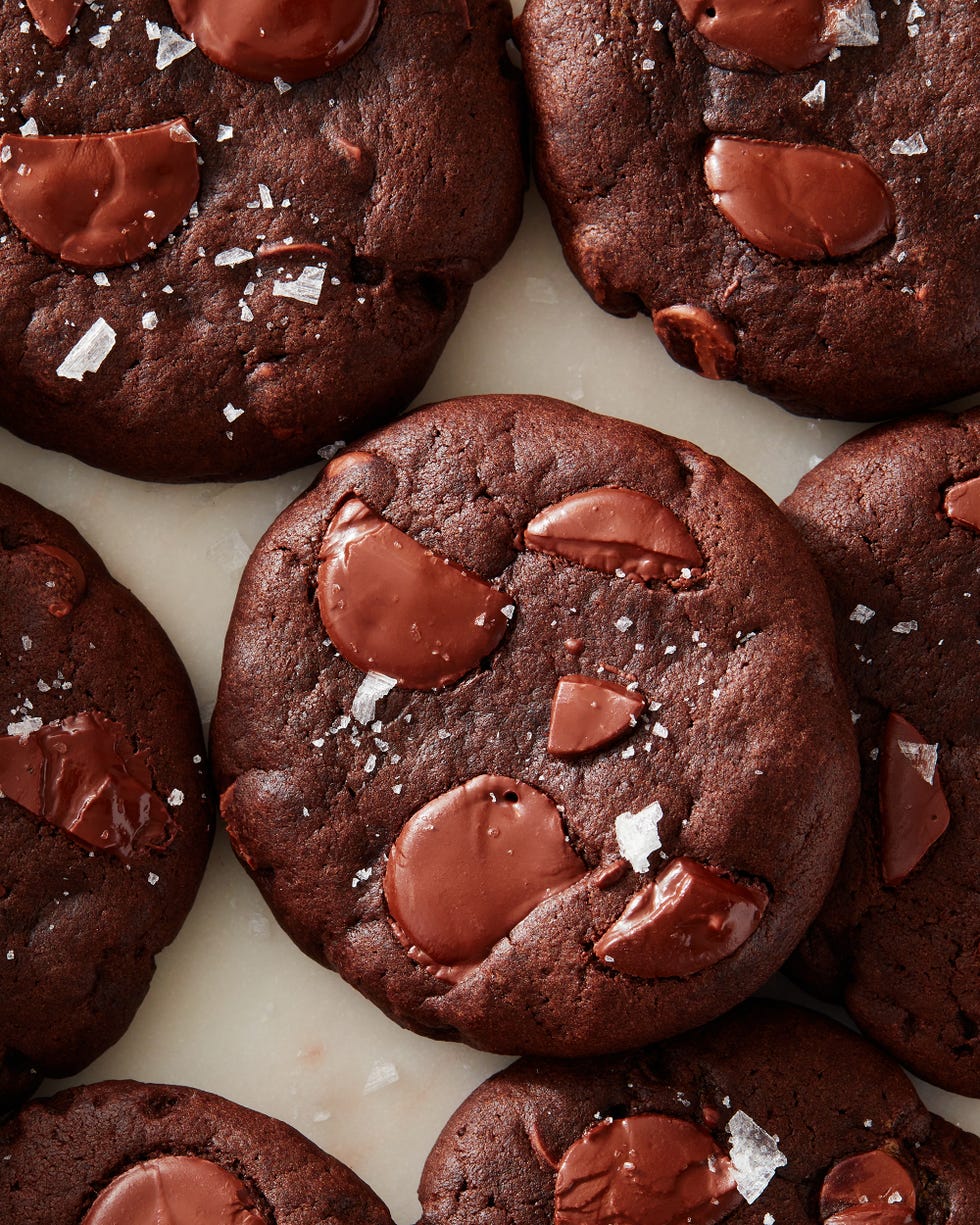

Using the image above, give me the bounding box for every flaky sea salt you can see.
[259,183,274,209]
[19,117,38,136]
[802,80,826,107]
[215,247,253,267]
[217,124,234,142]
[898,739,938,785]
[830,0,879,45]
[615,616,633,632]
[849,604,875,623]
[890,133,928,156]
[892,620,918,634]
[154,26,196,70]
[352,672,397,725]
[6,716,42,740]
[223,403,244,423]
[142,311,158,330]
[615,801,664,872]
[57,318,116,381]
[167,789,184,807]
[728,1110,787,1204]
[273,265,326,305]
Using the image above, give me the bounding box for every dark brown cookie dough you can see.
[782,409,980,1095]
[0,1079,394,1225]
[211,394,858,1056]
[517,0,979,420]
[0,0,523,482]
[0,485,212,1114]
[417,1001,980,1225]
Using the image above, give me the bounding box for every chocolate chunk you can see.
[26,0,83,45]
[81,1156,267,1225]
[820,1150,916,1224]
[0,711,172,861]
[652,305,737,381]
[675,0,831,71]
[384,775,587,982]
[0,120,200,269]
[318,496,512,690]
[524,487,703,583]
[555,1114,740,1225]
[15,543,86,616]
[548,675,646,757]
[944,476,980,532]
[704,137,895,261]
[878,712,950,886]
[169,0,381,82]
[593,857,768,977]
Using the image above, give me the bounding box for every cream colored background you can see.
[1,187,976,1222]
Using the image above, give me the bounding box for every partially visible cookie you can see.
[0,486,212,1112]
[211,394,858,1057]
[0,0,523,481]
[783,409,980,1094]
[517,0,980,419]
[418,1001,980,1225]
[0,1079,394,1225]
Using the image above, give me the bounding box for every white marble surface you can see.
[1,186,976,1224]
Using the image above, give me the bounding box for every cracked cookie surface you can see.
[211,395,858,1056]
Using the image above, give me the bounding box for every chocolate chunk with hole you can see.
[81,1156,267,1225]
[26,0,82,45]
[555,1114,740,1225]
[820,1149,916,1224]
[0,711,172,861]
[594,857,768,977]
[675,0,832,71]
[704,137,894,261]
[169,0,381,82]
[944,476,980,532]
[0,120,199,269]
[524,487,703,583]
[548,675,646,757]
[384,775,587,982]
[653,306,737,381]
[878,712,950,886]
[318,496,512,689]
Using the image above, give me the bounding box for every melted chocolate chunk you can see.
[944,476,980,532]
[0,711,171,861]
[13,542,86,616]
[26,0,83,45]
[820,1150,916,1224]
[169,0,381,83]
[878,713,950,886]
[555,1114,740,1225]
[81,1155,267,1225]
[384,776,587,982]
[0,120,199,270]
[675,0,832,71]
[317,496,512,690]
[548,675,646,757]
[704,137,895,261]
[524,487,703,583]
[652,305,738,381]
[594,858,768,977]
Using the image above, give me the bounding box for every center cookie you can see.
[211,395,858,1056]
[0,0,523,481]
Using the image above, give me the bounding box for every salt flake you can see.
[890,133,928,156]
[898,739,938,785]
[167,789,184,807]
[727,1110,787,1204]
[6,716,42,740]
[142,311,158,330]
[829,0,879,45]
[352,672,397,725]
[273,265,326,305]
[155,26,196,70]
[215,248,253,267]
[802,80,826,107]
[849,604,875,623]
[57,318,116,381]
[615,801,664,872]
[892,620,918,634]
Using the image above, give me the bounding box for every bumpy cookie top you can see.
[784,409,980,1095]
[212,395,858,1056]
[518,0,979,420]
[417,1002,980,1225]
[0,0,523,480]
[0,485,212,1112]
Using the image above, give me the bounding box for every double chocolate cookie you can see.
[0,0,523,481]
[211,394,858,1056]
[0,485,212,1112]
[518,0,979,419]
[783,410,980,1095]
[417,1001,980,1225]
[0,1079,394,1225]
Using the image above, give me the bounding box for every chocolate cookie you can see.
[417,1001,980,1225]
[782,409,980,1095]
[211,394,858,1056]
[0,1079,394,1225]
[517,0,979,420]
[0,0,523,482]
[0,485,212,1112]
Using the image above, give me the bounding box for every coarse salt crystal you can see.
[727,1110,787,1204]
[849,604,875,623]
[147,872,160,885]
[57,319,116,381]
[259,183,274,209]
[898,739,938,785]
[142,311,158,330]
[6,716,42,740]
[892,620,918,634]
[167,789,184,807]
[215,248,253,267]
[223,403,244,422]
[352,672,397,725]
[830,0,879,45]
[273,265,326,305]
[19,117,38,137]
[890,133,928,156]
[155,26,196,70]
[217,124,234,142]
[615,801,664,872]
[802,80,826,107]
